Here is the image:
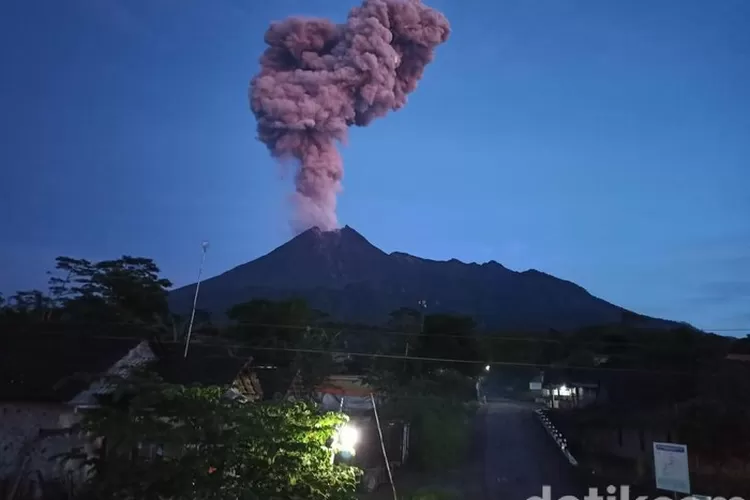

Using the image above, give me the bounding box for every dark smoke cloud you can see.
[249,0,450,232]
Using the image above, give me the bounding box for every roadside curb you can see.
[534,408,578,467]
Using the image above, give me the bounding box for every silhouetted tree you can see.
[411,314,481,376]
[0,289,55,323]
[47,255,172,325]
[227,298,337,397]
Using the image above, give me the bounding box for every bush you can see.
[370,369,478,471]
[411,403,474,471]
[70,370,361,500]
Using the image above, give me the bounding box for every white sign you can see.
[653,442,691,494]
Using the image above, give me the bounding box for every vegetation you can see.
[5,252,750,494]
[0,255,172,330]
[367,368,477,472]
[67,370,360,500]
[227,297,339,396]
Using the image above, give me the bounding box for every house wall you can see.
[0,402,87,489]
[573,424,750,497]
[579,426,668,460]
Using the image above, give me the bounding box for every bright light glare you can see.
[485,365,490,372]
[340,425,360,448]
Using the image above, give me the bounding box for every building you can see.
[529,369,601,409]
[0,334,153,497]
[0,333,261,497]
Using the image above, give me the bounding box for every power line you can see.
[3,332,729,376]
[225,321,750,346]
[145,338,701,376]
[14,319,750,347]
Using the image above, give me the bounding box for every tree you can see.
[412,314,481,377]
[227,298,340,398]
[0,289,55,323]
[48,256,172,325]
[385,306,421,355]
[169,309,218,341]
[290,326,341,396]
[70,370,360,500]
[367,368,476,472]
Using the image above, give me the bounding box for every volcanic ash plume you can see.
[249,0,450,233]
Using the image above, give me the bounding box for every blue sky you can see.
[1,0,748,332]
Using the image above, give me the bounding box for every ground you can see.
[360,400,583,499]
[484,400,583,500]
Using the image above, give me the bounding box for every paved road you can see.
[483,401,585,500]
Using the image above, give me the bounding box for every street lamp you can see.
[333,423,360,460]
[183,240,209,358]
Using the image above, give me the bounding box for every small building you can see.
[0,333,260,497]
[315,374,410,492]
[538,370,601,409]
[0,334,154,497]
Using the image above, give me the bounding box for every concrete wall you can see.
[0,402,87,491]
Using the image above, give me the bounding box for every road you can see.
[482,400,585,500]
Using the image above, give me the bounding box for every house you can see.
[536,369,601,409]
[0,333,153,497]
[314,373,410,492]
[149,341,262,401]
[0,333,261,497]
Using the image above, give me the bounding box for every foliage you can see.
[167,309,219,341]
[227,298,319,356]
[227,298,339,397]
[70,369,360,500]
[289,325,341,395]
[387,307,422,333]
[48,256,172,325]
[410,314,481,377]
[0,289,55,322]
[380,307,422,358]
[367,368,476,472]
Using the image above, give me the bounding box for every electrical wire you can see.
[11,318,750,347]
[70,336,704,376]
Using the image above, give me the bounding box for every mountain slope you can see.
[168,226,670,331]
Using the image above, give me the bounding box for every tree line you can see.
[0,255,491,498]
[4,253,750,492]
[4,254,750,384]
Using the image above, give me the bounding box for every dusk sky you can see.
[1,0,748,333]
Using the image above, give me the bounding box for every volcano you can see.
[168,226,673,331]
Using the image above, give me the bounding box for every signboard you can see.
[529,381,542,391]
[653,442,690,494]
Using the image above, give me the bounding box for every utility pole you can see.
[183,240,209,359]
[417,299,428,334]
[405,300,427,372]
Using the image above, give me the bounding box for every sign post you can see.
[653,442,690,496]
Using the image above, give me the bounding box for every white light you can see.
[337,424,360,454]
[558,384,572,397]
[485,365,490,372]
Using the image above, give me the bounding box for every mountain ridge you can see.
[169,226,678,331]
